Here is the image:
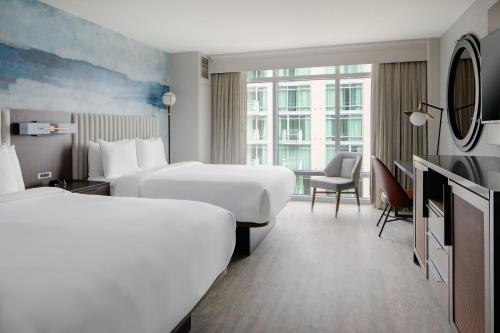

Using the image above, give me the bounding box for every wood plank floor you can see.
[191,201,451,333]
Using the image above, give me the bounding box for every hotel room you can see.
[0,0,499,332]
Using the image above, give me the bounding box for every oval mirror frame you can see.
[446,34,482,152]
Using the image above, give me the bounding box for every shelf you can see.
[428,198,444,216]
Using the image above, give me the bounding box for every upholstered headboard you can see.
[72,113,159,180]
[0,109,11,145]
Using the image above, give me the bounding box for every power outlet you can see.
[37,171,52,180]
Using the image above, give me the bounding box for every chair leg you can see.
[335,190,341,218]
[355,187,361,212]
[379,206,392,237]
[311,187,317,212]
[377,204,389,227]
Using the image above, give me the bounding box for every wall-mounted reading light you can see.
[17,122,78,136]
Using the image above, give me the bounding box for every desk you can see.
[394,160,414,180]
[394,160,413,217]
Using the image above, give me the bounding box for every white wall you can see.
[170,52,212,163]
[426,38,441,155]
[438,0,500,156]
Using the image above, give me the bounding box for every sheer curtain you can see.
[211,72,247,164]
[371,61,428,208]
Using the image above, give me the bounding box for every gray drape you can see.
[371,61,428,208]
[211,72,247,164]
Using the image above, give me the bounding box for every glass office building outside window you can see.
[246,65,371,198]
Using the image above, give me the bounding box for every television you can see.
[481,29,500,123]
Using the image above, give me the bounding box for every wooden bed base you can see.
[234,219,276,256]
[171,270,226,333]
[172,316,191,333]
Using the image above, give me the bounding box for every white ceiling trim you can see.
[210,39,431,73]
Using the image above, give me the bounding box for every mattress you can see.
[111,162,296,224]
[0,187,235,333]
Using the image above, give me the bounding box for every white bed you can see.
[93,162,296,225]
[0,187,236,333]
[71,112,295,255]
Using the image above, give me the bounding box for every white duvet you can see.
[110,162,296,224]
[0,187,235,333]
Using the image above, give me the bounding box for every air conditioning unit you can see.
[200,56,209,79]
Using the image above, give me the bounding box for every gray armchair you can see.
[310,152,363,218]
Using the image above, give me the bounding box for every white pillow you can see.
[99,139,140,178]
[136,138,168,170]
[7,145,25,191]
[0,145,19,195]
[88,141,104,178]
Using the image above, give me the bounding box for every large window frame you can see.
[247,66,371,199]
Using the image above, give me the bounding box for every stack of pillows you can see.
[0,144,25,195]
[88,138,168,179]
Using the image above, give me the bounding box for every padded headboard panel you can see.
[0,109,10,145]
[72,113,159,180]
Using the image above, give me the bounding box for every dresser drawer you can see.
[428,259,449,317]
[428,231,449,282]
[427,204,445,247]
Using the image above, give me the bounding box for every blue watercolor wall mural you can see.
[0,0,171,144]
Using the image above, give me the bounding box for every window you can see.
[247,70,272,80]
[340,64,371,74]
[277,68,311,77]
[246,65,371,198]
[326,82,335,112]
[247,144,268,166]
[279,115,311,141]
[340,115,362,141]
[246,82,272,166]
[278,144,311,170]
[278,82,311,112]
[340,80,363,112]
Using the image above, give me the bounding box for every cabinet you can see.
[448,182,491,333]
[413,155,497,333]
[413,161,428,271]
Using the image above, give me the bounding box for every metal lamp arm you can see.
[419,102,444,155]
[420,102,444,112]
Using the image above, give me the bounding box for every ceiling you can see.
[41,0,474,55]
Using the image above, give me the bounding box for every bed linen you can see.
[109,162,296,224]
[0,187,235,333]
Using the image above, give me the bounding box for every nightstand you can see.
[52,180,110,196]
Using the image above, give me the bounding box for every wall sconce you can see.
[17,122,78,136]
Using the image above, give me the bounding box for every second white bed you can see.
[99,162,296,224]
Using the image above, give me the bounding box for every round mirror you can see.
[447,34,481,151]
